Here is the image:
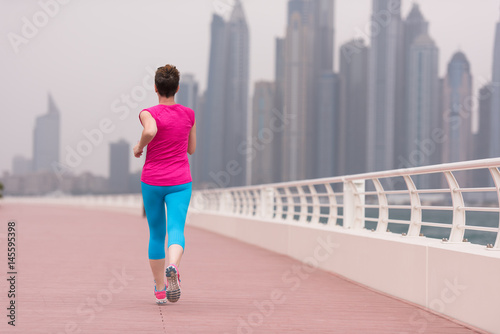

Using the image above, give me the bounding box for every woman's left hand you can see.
[133,143,143,158]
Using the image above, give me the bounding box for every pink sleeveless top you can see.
[139,104,195,186]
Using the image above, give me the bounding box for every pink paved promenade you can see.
[0,203,487,333]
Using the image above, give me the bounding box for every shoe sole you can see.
[156,298,167,304]
[165,266,181,303]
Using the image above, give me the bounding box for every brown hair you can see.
[155,64,180,98]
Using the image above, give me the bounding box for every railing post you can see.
[343,180,365,229]
[404,175,422,237]
[325,183,338,226]
[372,178,389,233]
[284,187,295,222]
[489,167,500,249]
[444,171,466,243]
[220,191,233,214]
[275,188,284,220]
[297,186,308,222]
[309,185,321,224]
[259,187,274,219]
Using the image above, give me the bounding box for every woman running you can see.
[133,64,196,304]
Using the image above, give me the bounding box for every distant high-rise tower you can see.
[274,38,286,115]
[177,74,199,110]
[396,4,429,167]
[474,84,493,187]
[251,81,275,185]
[316,71,339,178]
[476,84,493,161]
[283,0,315,181]
[198,2,249,188]
[406,33,439,167]
[338,39,369,176]
[367,0,403,172]
[442,52,473,164]
[224,0,250,187]
[406,33,439,187]
[191,92,205,188]
[283,0,334,181]
[177,74,199,173]
[33,94,60,172]
[273,37,286,183]
[311,0,335,179]
[109,140,130,194]
[200,14,227,187]
[490,12,500,158]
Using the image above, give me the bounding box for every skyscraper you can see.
[191,92,205,187]
[311,0,335,179]
[338,39,369,176]
[33,93,60,172]
[282,0,314,182]
[177,74,199,175]
[282,0,334,181]
[406,33,439,165]
[396,4,429,167]
[273,37,286,183]
[198,1,249,188]
[442,52,473,164]
[406,33,439,187]
[224,0,250,187]
[474,84,493,187]
[109,139,130,194]
[274,38,286,115]
[251,81,275,185]
[316,72,339,178]
[177,74,199,110]
[201,14,227,187]
[367,0,403,172]
[476,84,493,161]
[490,13,500,158]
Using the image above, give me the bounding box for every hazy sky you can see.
[1,0,499,177]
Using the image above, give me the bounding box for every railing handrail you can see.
[197,158,500,192]
[192,158,500,250]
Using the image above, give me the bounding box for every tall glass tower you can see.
[282,0,334,181]
[199,2,249,188]
[33,94,60,172]
[442,52,473,164]
[395,3,429,168]
[490,12,500,158]
[367,0,403,172]
[224,0,250,187]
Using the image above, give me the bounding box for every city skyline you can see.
[2,1,500,178]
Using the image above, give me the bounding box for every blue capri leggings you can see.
[141,182,192,260]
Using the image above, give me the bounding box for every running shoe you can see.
[165,264,181,303]
[154,281,167,304]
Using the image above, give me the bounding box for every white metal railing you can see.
[2,194,143,211]
[191,158,500,250]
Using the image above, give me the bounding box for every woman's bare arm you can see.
[187,120,196,155]
[133,111,157,158]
